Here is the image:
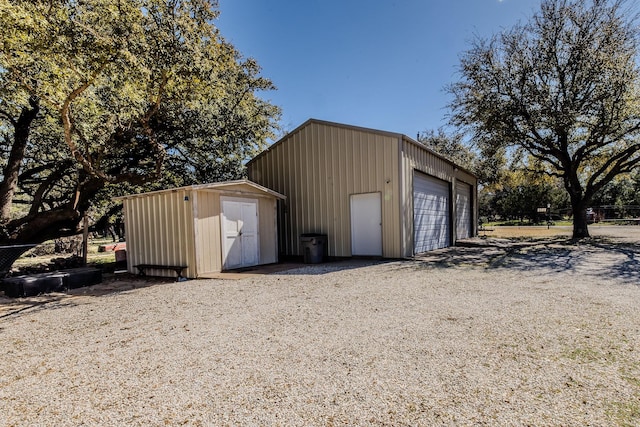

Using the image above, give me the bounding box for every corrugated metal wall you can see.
[123,189,196,278]
[192,190,222,274]
[256,197,279,265]
[400,138,478,256]
[248,121,403,258]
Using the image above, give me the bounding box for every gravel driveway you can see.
[1,232,640,426]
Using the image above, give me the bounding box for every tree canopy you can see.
[449,0,640,238]
[417,129,478,174]
[0,0,280,246]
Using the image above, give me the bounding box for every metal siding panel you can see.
[284,131,295,255]
[319,128,327,247]
[311,126,319,231]
[304,124,314,239]
[257,197,278,264]
[381,134,400,258]
[183,191,197,278]
[158,194,168,262]
[272,141,286,255]
[162,194,171,261]
[194,191,222,275]
[193,192,204,274]
[340,129,350,256]
[123,190,195,278]
[305,125,315,233]
[327,131,337,256]
[141,196,151,264]
[123,201,136,274]
[278,143,291,255]
[318,126,327,235]
[353,131,361,192]
[292,129,301,252]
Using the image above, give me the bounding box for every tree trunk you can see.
[572,203,590,238]
[1,175,104,245]
[0,97,40,222]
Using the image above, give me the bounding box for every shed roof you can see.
[246,118,477,179]
[115,179,286,201]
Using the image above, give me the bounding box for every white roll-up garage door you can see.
[413,172,450,253]
[456,181,472,240]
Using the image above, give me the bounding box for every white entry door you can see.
[350,192,382,256]
[221,198,259,269]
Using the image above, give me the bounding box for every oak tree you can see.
[449,0,640,238]
[0,0,280,250]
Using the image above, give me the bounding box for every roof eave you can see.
[114,179,286,201]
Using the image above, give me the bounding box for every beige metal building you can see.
[246,119,478,259]
[118,180,285,278]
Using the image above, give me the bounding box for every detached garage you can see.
[247,119,478,259]
[118,180,285,278]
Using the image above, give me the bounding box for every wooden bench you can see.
[134,264,187,281]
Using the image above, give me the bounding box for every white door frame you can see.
[350,192,383,256]
[220,196,260,270]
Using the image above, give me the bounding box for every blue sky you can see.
[216,0,542,137]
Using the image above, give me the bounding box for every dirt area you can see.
[1,226,639,425]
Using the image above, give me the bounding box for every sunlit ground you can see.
[481,224,640,242]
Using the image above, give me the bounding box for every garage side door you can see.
[456,181,472,240]
[413,172,450,253]
[350,192,382,256]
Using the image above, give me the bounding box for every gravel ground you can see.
[1,230,640,426]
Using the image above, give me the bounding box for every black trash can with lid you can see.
[300,233,327,264]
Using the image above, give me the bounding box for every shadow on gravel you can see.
[410,237,640,283]
[0,274,176,320]
[274,259,389,276]
[590,240,640,282]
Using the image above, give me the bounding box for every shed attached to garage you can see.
[246,119,477,259]
[117,180,285,278]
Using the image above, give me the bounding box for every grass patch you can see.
[622,375,640,388]
[12,237,120,271]
[607,365,640,425]
[483,220,573,227]
[563,347,602,362]
[608,401,640,427]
